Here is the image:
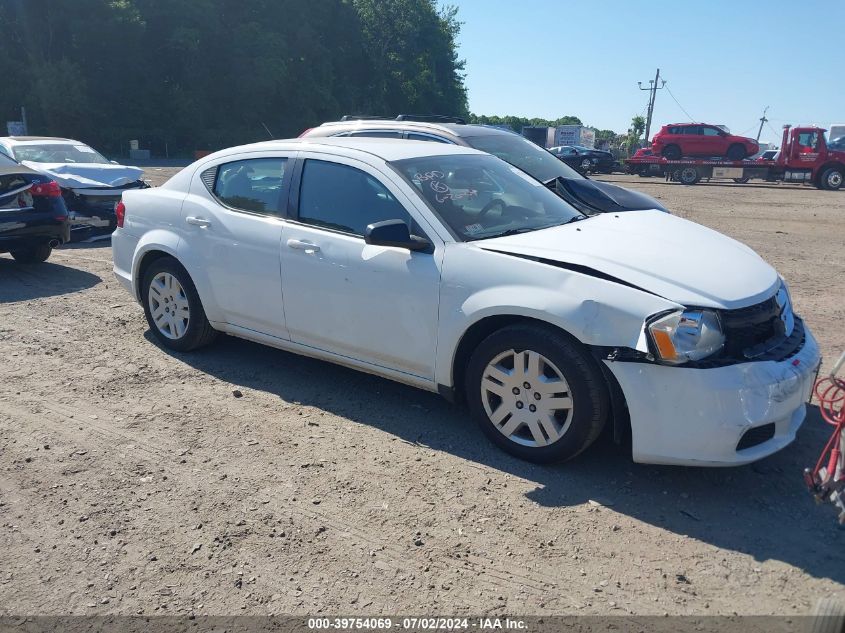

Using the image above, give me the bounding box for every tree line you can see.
[0,0,468,156]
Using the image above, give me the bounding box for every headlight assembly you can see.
[648,309,725,365]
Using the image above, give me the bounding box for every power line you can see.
[664,83,695,122]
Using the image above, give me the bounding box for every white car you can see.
[111,138,821,466]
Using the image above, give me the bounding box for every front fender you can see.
[434,246,680,387]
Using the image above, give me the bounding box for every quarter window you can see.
[213,158,287,214]
[298,160,413,236]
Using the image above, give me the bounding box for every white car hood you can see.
[477,210,779,309]
[20,161,143,189]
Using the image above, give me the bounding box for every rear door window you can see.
[212,158,288,215]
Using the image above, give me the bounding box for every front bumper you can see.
[605,326,821,466]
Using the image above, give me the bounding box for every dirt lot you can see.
[1,171,843,616]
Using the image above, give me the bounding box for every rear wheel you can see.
[465,323,609,463]
[661,144,681,160]
[10,243,52,263]
[579,158,592,173]
[142,256,217,352]
[726,144,747,160]
[678,166,701,185]
[733,176,751,184]
[820,167,844,191]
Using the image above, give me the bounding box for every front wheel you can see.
[465,323,609,463]
[142,256,217,352]
[11,243,52,263]
[820,167,844,191]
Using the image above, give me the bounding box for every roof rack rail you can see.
[340,115,390,121]
[395,114,466,124]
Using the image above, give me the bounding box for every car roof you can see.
[312,119,518,139]
[205,137,485,164]
[0,136,80,145]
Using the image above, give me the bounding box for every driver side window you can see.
[297,160,416,236]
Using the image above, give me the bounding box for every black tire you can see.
[733,176,751,184]
[465,323,609,463]
[141,256,217,352]
[726,144,747,160]
[819,167,844,191]
[661,144,681,160]
[10,243,52,263]
[810,597,845,633]
[678,166,701,185]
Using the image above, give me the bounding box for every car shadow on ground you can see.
[157,332,845,585]
[0,256,101,302]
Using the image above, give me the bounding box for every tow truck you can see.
[625,124,845,190]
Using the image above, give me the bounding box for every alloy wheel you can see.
[480,349,574,447]
[148,272,190,340]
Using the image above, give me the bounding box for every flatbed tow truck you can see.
[625,124,845,190]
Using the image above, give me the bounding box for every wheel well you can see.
[450,314,631,443]
[815,162,845,187]
[135,250,172,301]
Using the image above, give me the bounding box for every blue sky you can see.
[453,1,845,144]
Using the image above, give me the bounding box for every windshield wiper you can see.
[472,227,539,241]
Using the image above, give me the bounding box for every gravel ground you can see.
[0,170,843,616]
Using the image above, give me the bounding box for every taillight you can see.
[30,180,62,197]
[115,200,126,228]
[298,128,313,138]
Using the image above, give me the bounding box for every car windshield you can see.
[12,143,111,164]
[0,152,18,167]
[715,125,730,134]
[391,153,584,241]
[829,136,845,150]
[461,133,584,183]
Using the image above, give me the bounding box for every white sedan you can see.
[111,138,820,466]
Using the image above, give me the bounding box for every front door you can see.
[179,155,291,339]
[280,156,442,380]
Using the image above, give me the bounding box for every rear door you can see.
[178,153,292,339]
[682,126,704,155]
[702,126,725,156]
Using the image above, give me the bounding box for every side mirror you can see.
[365,219,430,252]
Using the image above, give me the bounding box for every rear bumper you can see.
[605,326,821,466]
[0,218,70,252]
[111,228,139,300]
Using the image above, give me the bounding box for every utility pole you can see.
[638,68,666,147]
[756,106,769,142]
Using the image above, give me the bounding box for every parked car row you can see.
[0,136,147,258]
[109,120,820,467]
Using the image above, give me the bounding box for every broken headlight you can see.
[648,309,725,365]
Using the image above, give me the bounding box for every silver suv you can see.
[301,115,665,215]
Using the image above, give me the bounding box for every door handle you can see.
[286,239,320,254]
[185,216,211,227]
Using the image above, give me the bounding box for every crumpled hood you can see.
[20,161,143,189]
[477,210,779,309]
